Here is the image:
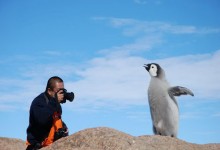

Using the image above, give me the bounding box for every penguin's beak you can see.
[144,64,150,71]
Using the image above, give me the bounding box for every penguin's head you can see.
[144,63,163,78]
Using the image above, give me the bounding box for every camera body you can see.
[57,88,75,103]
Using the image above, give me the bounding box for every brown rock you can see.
[0,137,26,150]
[42,127,220,150]
[1,127,219,150]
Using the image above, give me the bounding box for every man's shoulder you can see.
[32,93,46,105]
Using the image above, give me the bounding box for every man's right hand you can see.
[56,89,64,103]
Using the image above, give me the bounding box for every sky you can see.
[0,0,220,144]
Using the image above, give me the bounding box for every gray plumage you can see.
[144,63,194,137]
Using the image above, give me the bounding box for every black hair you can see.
[45,76,63,92]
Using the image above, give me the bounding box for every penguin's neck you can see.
[157,69,166,81]
[152,74,170,87]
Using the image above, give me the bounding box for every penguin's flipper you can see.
[168,86,194,97]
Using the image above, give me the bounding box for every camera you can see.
[54,128,68,141]
[57,88,75,103]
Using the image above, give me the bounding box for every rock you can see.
[42,127,220,150]
[0,137,26,150]
[1,127,219,150]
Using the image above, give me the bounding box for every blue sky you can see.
[0,0,220,144]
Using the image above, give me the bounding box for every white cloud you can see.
[162,51,220,99]
[134,0,147,5]
[99,35,162,56]
[0,104,18,112]
[1,50,220,112]
[96,17,220,36]
[72,50,220,109]
[212,113,220,118]
[70,55,148,107]
[134,0,162,5]
[1,18,220,112]
[180,111,203,120]
[44,51,63,56]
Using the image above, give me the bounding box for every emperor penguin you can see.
[144,63,194,137]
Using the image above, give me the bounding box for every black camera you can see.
[54,128,68,141]
[57,88,75,103]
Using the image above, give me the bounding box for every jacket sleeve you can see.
[31,98,61,127]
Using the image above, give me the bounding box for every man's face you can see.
[48,81,64,102]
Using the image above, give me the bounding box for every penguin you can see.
[144,63,194,137]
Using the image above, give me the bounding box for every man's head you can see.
[46,76,64,102]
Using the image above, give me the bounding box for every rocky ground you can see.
[1,127,220,150]
[0,137,26,150]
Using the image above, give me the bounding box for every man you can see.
[26,76,68,150]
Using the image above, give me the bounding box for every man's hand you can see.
[56,89,64,103]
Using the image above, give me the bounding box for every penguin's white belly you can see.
[148,82,179,137]
[164,95,179,136]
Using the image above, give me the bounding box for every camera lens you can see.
[65,92,74,102]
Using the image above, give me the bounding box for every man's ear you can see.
[47,88,53,96]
